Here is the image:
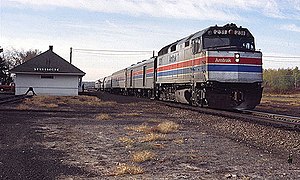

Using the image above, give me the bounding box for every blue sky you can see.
[1,0,300,81]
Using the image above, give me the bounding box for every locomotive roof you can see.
[126,57,155,69]
[157,27,208,56]
[158,23,253,56]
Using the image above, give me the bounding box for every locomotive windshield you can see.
[202,27,255,51]
[203,36,255,51]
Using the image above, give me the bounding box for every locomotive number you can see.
[169,53,178,63]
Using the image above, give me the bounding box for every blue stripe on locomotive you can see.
[157,65,205,77]
[208,65,262,73]
[133,73,154,79]
[157,64,262,77]
[146,73,154,78]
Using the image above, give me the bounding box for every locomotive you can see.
[99,23,263,110]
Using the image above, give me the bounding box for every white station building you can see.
[10,46,85,96]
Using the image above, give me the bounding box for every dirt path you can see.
[0,92,300,179]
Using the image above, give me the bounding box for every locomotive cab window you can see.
[192,38,202,54]
[203,32,255,51]
[170,45,176,52]
[185,41,190,47]
[242,42,254,50]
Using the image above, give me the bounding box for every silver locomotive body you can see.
[126,58,155,97]
[104,58,156,97]
[156,23,262,109]
[102,23,263,110]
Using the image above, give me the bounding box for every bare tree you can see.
[0,48,41,84]
[3,48,41,69]
[0,55,8,84]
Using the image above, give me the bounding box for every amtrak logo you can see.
[215,58,231,63]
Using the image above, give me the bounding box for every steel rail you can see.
[0,94,31,104]
[159,101,300,131]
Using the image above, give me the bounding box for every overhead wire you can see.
[263,55,300,59]
[75,51,152,56]
[72,48,299,63]
[73,48,153,53]
[263,59,300,63]
[263,55,300,63]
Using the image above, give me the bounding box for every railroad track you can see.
[0,94,31,104]
[160,101,300,131]
[242,110,300,128]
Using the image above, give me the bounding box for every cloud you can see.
[5,0,243,21]
[7,0,300,21]
[280,24,300,33]
[288,0,300,11]
[262,0,284,18]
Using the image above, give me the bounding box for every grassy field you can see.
[261,93,300,106]
[256,92,300,116]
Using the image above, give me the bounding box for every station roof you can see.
[10,46,85,76]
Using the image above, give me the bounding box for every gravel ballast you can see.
[0,92,299,179]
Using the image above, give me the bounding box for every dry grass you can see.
[148,119,161,123]
[126,121,180,134]
[125,121,179,142]
[43,103,59,108]
[125,124,153,133]
[117,112,141,117]
[16,104,30,110]
[20,95,117,109]
[261,93,300,106]
[95,113,111,120]
[173,138,184,144]
[22,96,59,109]
[132,150,155,163]
[111,163,144,176]
[119,136,135,145]
[139,133,165,142]
[156,121,180,134]
[151,143,164,149]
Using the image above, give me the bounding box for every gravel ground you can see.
[0,92,300,179]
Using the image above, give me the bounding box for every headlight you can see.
[235,53,240,63]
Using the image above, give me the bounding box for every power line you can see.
[264,59,300,63]
[75,51,151,56]
[72,48,300,62]
[73,48,153,53]
[263,55,300,59]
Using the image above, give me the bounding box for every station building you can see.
[10,46,85,96]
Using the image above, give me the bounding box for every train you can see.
[96,23,263,110]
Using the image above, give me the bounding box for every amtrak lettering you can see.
[215,58,231,63]
[33,67,60,72]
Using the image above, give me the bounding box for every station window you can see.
[41,75,54,79]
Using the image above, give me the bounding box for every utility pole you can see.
[0,47,4,85]
[70,47,72,64]
[295,73,298,89]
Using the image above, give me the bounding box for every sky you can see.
[1,0,300,81]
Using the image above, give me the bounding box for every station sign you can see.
[33,67,60,72]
